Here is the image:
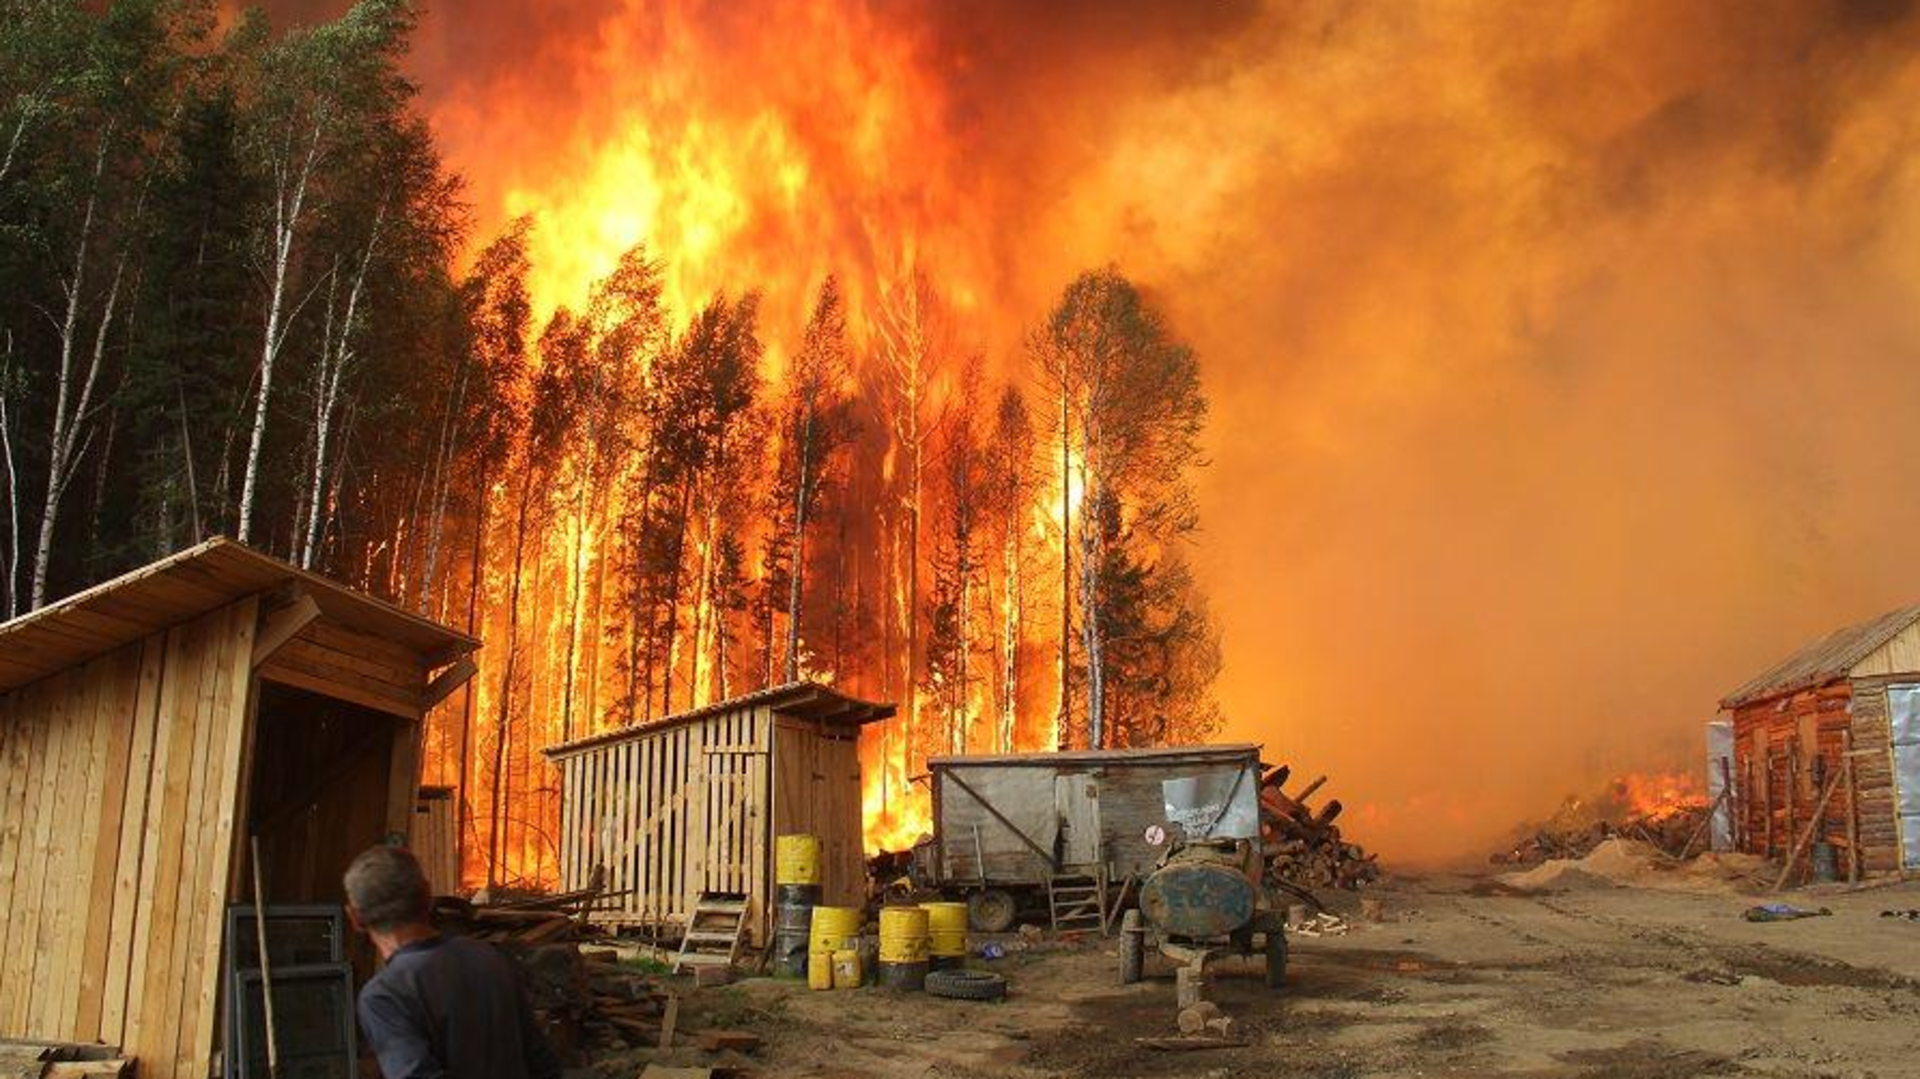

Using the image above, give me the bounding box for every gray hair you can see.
[343,845,431,931]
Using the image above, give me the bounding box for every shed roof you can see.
[931,743,1262,769]
[543,681,896,758]
[0,537,477,692]
[1720,603,1920,709]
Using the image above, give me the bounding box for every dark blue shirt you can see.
[357,936,562,1079]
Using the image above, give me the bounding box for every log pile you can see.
[432,894,675,1053]
[1258,765,1380,890]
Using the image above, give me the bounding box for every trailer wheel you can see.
[968,888,1017,933]
[1263,928,1287,990]
[1120,909,1144,985]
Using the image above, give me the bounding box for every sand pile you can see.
[1497,839,1763,894]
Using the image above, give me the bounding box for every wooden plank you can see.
[250,592,320,669]
[125,616,205,1069]
[0,691,27,987]
[255,663,417,720]
[163,610,226,1079]
[4,677,50,1033]
[183,601,257,1079]
[269,637,422,698]
[31,668,88,1035]
[559,757,575,892]
[423,658,479,711]
[75,648,142,1039]
[2,685,53,1032]
[100,635,165,1046]
[644,731,660,924]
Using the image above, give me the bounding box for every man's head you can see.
[343,845,432,940]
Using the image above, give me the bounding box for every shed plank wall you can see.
[556,706,873,943]
[0,598,255,1079]
[557,707,774,938]
[1846,624,1920,680]
[1842,676,1904,872]
[1731,678,1904,874]
[772,718,863,907]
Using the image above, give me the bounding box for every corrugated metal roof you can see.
[0,537,477,692]
[930,744,1262,769]
[541,681,896,757]
[1720,603,1920,708]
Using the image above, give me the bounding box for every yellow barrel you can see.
[877,906,930,964]
[921,901,968,959]
[776,834,822,885]
[807,951,834,990]
[809,905,862,955]
[831,948,863,989]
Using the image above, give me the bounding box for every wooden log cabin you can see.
[0,538,477,1079]
[1719,603,1920,877]
[545,683,893,944]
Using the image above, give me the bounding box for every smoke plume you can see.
[270,0,1920,863]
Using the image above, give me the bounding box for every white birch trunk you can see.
[31,137,123,608]
[237,123,322,545]
[298,207,380,569]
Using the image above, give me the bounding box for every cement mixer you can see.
[1118,769,1287,993]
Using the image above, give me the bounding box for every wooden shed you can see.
[0,538,477,1079]
[1719,604,1920,877]
[544,682,893,944]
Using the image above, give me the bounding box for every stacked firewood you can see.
[1258,765,1380,890]
[432,891,673,1053]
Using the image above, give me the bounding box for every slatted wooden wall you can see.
[0,598,256,1079]
[555,706,776,941]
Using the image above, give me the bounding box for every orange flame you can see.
[1611,771,1709,822]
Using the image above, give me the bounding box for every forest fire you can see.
[8,0,1920,895]
[402,0,1220,883]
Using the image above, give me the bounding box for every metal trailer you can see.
[909,744,1264,932]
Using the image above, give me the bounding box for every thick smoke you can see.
[270,0,1920,862]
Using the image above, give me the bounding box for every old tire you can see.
[1120,909,1144,985]
[1264,928,1288,990]
[925,969,1007,1001]
[968,888,1017,933]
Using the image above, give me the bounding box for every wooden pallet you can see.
[1048,871,1106,933]
[672,892,749,973]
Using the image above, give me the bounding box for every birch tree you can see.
[231,0,415,547]
[1032,268,1206,749]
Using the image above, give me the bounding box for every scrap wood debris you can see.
[433,894,684,1054]
[1490,777,1713,866]
[0,1041,132,1079]
[1289,912,1352,938]
[1259,764,1381,890]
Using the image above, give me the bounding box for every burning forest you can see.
[10,3,1920,1078]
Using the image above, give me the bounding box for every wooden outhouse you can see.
[0,538,477,1079]
[1719,604,1920,876]
[545,682,892,944]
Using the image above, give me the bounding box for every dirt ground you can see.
[626,872,1920,1079]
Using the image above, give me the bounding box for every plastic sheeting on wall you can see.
[1706,719,1734,852]
[1883,685,1920,869]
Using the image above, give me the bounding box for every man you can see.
[344,846,562,1079]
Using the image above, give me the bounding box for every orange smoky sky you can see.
[269,0,1920,864]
